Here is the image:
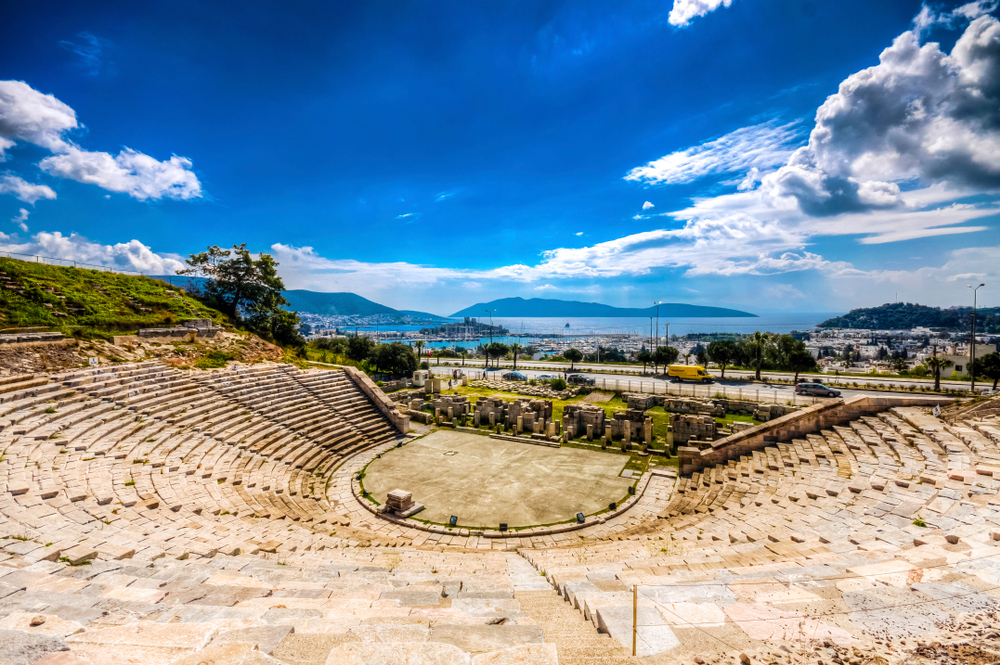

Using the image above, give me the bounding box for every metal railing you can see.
[0,251,143,276]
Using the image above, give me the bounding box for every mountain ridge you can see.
[819,302,1000,332]
[148,275,448,323]
[450,297,755,318]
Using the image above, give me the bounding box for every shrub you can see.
[195,350,236,369]
[550,378,567,391]
[420,361,430,370]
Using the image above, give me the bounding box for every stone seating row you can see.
[0,362,417,569]
[0,545,561,664]
[518,407,1000,657]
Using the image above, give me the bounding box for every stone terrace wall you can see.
[343,365,410,434]
[677,394,951,476]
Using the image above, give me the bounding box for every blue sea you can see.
[356,313,839,348]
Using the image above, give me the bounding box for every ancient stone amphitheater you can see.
[1,361,999,665]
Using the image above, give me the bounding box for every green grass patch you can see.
[194,350,236,369]
[0,257,224,332]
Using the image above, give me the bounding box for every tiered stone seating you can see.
[3,362,999,664]
[0,547,565,664]
[522,406,1000,659]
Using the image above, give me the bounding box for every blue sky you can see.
[1,0,999,315]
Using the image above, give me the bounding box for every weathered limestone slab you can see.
[324,642,471,665]
[595,605,680,657]
[470,643,558,665]
[428,625,543,655]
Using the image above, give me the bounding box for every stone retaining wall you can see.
[677,394,952,476]
[342,365,410,434]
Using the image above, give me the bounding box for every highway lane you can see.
[425,365,948,404]
[422,358,977,391]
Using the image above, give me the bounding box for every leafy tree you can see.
[636,350,652,373]
[347,335,375,362]
[179,243,304,346]
[455,346,468,367]
[564,348,583,371]
[889,357,908,372]
[706,341,737,378]
[972,352,1000,389]
[785,348,818,383]
[487,342,509,369]
[696,349,707,366]
[747,331,773,381]
[311,337,348,353]
[653,346,679,373]
[371,342,418,376]
[925,348,954,392]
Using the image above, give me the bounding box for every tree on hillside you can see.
[925,346,953,392]
[510,343,521,371]
[564,348,583,372]
[180,244,304,346]
[707,341,737,378]
[972,352,1000,389]
[636,350,652,374]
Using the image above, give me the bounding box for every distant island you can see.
[819,302,1000,333]
[150,275,448,325]
[450,297,756,318]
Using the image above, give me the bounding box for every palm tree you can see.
[414,340,425,365]
[683,353,692,365]
[457,347,467,367]
[510,343,521,371]
[925,346,953,392]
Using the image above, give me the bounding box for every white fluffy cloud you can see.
[642,201,655,209]
[764,15,1000,215]
[40,147,201,201]
[10,208,28,232]
[0,80,201,201]
[0,230,186,273]
[668,0,734,27]
[0,174,57,204]
[626,121,800,185]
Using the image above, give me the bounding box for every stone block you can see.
[0,629,69,665]
[324,643,470,665]
[471,644,558,665]
[428,625,543,655]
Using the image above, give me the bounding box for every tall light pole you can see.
[969,283,985,393]
[485,309,495,369]
[654,301,663,351]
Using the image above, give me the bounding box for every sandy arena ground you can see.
[362,429,634,528]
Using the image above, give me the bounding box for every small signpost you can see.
[88,357,98,366]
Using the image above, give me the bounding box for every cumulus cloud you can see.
[39,147,201,201]
[642,201,655,209]
[625,120,801,185]
[668,0,734,27]
[11,208,28,232]
[0,230,186,273]
[0,80,201,201]
[763,14,1000,215]
[0,174,57,204]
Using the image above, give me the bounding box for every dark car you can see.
[566,374,596,386]
[502,371,527,381]
[795,382,841,397]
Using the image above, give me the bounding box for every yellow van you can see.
[667,365,714,383]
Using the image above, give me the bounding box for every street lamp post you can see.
[969,283,985,393]
[654,301,663,351]
[485,309,495,369]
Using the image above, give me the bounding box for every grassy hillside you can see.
[0,258,225,334]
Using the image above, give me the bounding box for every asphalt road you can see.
[426,365,951,404]
[424,358,980,391]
